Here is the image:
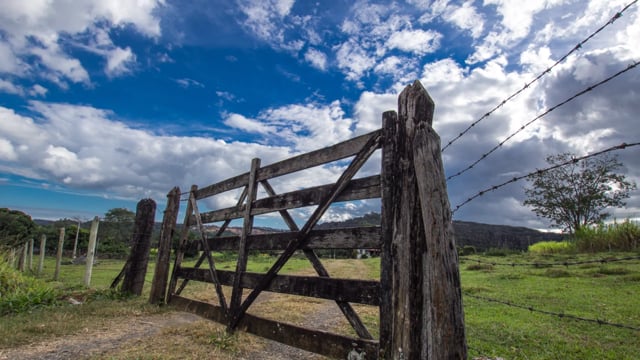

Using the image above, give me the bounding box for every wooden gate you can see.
[160,81,467,359]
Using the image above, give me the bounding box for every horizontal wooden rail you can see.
[171,295,379,359]
[206,226,381,251]
[194,130,382,200]
[197,175,380,223]
[177,268,380,306]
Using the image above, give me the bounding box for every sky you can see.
[0,0,639,231]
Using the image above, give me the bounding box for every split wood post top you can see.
[380,80,467,359]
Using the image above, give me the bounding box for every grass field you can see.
[2,251,639,359]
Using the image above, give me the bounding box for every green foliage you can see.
[524,153,636,234]
[573,219,640,252]
[528,241,575,255]
[458,245,477,256]
[0,208,37,249]
[0,255,59,315]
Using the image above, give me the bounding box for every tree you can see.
[524,153,636,234]
[0,208,37,249]
[99,208,135,257]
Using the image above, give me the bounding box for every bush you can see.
[574,219,640,252]
[0,255,59,315]
[528,241,575,255]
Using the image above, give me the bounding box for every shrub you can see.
[528,241,575,255]
[0,255,59,315]
[574,219,640,252]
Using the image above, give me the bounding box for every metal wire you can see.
[451,142,640,214]
[461,255,640,267]
[442,0,638,152]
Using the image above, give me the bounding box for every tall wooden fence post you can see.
[84,217,100,287]
[54,228,65,281]
[38,234,47,274]
[150,187,180,304]
[380,80,466,359]
[27,238,34,271]
[122,199,156,296]
[19,241,28,272]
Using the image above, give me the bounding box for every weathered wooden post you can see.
[19,241,28,272]
[84,216,100,287]
[150,187,180,304]
[38,234,47,274]
[121,199,156,296]
[380,80,466,359]
[54,227,64,280]
[72,219,81,259]
[27,238,34,271]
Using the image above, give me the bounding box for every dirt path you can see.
[0,312,203,360]
[1,260,371,360]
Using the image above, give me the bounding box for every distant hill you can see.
[316,212,563,250]
[35,212,563,251]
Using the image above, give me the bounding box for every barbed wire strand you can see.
[464,292,640,331]
[442,0,638,153]
[461,255,640,267]
[452,142,640,214]
[447,60,640,181]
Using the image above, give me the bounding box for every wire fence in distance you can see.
[464,292,640,332]
[460,255,640,267]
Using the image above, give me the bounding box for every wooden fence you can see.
[158,81,466,359]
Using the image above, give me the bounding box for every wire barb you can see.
[452,142,640,214]
[447,61,640,182]
[464,292,640,332]
[442,0,639,153]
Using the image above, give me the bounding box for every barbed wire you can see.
[461,255,640,267]
[442,0,638,153]
[464,292,640,331]
[451,142,640,214]
[447,60,639,181]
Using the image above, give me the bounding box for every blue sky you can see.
[0,0,639,230]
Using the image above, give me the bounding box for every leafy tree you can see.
[99,208,135,257]
[0,209,37,249]
[524,153,636,234]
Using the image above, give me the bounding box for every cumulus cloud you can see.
[304,48,328,71]
[224,100,354,152]
[0,0,163,85]
[386,29,442,55]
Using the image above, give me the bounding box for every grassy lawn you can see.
[2,251,639,359]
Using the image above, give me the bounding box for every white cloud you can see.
[335,40,377,82]
[386,29,442,55]
[105,47,136,77]
[304,48,328,71]
[225,100,354,152]
[0,0,163,85]
[237,0,299,51]
[0,79,24,95]
[175,78,205,88]
[0,138,18,161]
[29,84,48,97]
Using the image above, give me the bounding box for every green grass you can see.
[461,252,640,359]
[2,251,640,359]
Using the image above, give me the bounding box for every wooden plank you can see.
[229,132,382,330]
[207,226,381,251]
[167,188,195,299]
[230,158,260,314]
[177,268,380,306]
[190,185,228,312]
[149,187,180,305]
[170,295,378,359]
[198,175,380,223]
[176,186,248,295]
[380,110,398,360]
[194,130,382,199]
[260,179,374,339]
